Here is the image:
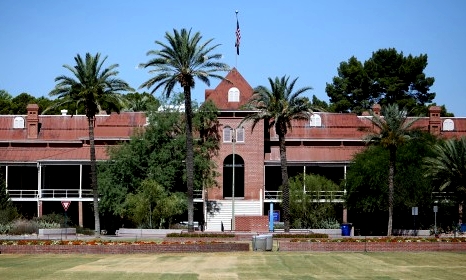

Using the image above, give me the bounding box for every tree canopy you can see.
[326,48,441,116]
[98,99,220,230]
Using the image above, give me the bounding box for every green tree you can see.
[326,48,439,115]
[242,76,314,232]
[362,104,420,236]
[98,99,221,230]
[423,137,466,225]
[122,92,159,112]
[0,90,13,114]
[289,173,340,229]
[139,28,229,232]
[0,170,19,226]
[345,133,436,234]
[11,93,37,114]
[49,53,132,235]
[124,179,186,228]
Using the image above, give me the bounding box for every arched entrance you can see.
[223,154,244,198]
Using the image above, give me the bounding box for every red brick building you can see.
[1,68,465,231]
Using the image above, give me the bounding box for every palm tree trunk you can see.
[278,133,290,232]
[88,116,100,236]
[387,147,396,237]
[184,86,195,232]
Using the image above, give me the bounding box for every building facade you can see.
[1,69,465,231]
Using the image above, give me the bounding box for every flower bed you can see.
[279,237,466,252]
[0,239,249,254]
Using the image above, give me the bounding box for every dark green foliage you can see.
[98,99,221,229]
[345,132,437,234]
[288,173,340,229]
[326,48,452,116]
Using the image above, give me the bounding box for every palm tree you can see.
[363,104,420,236]
[139,28,229,232]
[241,76,313,232]
[423,137,466,225]
[49,53,131,235]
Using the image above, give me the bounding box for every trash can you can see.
[252,235,267,251]
[341,224,352,236]
[264,234,273,251]
[461,224,466,233]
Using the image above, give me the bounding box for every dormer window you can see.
[443,119,454,131]
[228,87,240,102]
[310,114,322,127]
[13,116,25,129]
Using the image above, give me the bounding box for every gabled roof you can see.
[205,68,254,110]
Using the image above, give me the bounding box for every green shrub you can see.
[33,213,67,228]
[0,208,19,225]
[9,219,37,235]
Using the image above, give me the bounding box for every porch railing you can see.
[264,190,346,202]
[8,189,93,199]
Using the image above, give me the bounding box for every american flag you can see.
[235,18,241,55]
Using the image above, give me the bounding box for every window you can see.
[223,126,232,142]
[228,87,240,102]
[443,119,454,131]
[13,116,25,129]
[310,114,322,127]
[236,127,245,142]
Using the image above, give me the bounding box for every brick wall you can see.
[235,215,269,232]
[279,241,466,252]
[209,116,265,200]
[0,243,249,254]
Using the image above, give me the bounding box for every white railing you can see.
[265,190,346,202]
[7,190,39,199]
[194,190,203,200]
[8,189,93,199]
[432,191,456,201]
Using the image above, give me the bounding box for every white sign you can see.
[61,201,71,212]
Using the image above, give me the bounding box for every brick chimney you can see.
[372,104,381,117]
[26,104,39,139]
[428,106,441,135]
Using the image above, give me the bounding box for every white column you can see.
[37,163,41,217]
[79,164,83,198]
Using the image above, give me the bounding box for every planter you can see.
[0,240,249,254]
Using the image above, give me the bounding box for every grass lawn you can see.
[1,251,465,279]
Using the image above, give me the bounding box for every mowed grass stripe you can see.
[0,252,466,279]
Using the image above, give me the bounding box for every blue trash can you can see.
[461,224,466,233]
[341,224,352,236]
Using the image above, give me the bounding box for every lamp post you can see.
[231,128,236,231]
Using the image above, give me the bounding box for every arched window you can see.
[310,114,322,127]
[223,154,245,198]
[443,119,454,131]
[236,127,245,142]
[228,87,240,102]
[13,116,25,129]
[223,126,232,142]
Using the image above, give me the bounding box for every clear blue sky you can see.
[1,1,465,115]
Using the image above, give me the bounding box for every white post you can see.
[231,128,236,231]
[37,163,41,217]
[79,164,83,198]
